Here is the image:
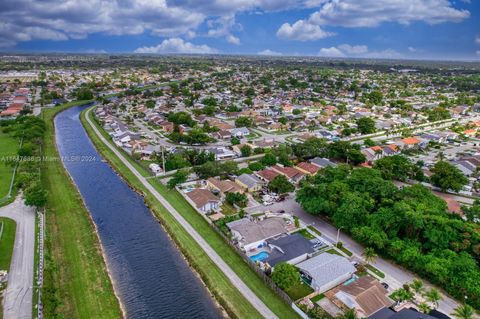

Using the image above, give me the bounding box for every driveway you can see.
[0,195,35,319]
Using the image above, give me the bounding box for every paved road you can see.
[86,108,278,319]
[246,195,463,317]
[0,196,35,319]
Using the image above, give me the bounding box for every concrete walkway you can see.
[85,108,278,319]
[0,196,35,319]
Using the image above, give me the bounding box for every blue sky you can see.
[1,0,479,60]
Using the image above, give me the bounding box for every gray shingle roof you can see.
[297,253,355,288]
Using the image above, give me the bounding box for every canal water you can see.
[55,104,222,319]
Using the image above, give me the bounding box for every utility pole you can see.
[161,145,165,174]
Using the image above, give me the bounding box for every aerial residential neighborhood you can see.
[1,1,480,319]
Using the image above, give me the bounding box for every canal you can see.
[54,104,222,319]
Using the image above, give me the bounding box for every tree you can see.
[390,288,414,302]
[374,155,414,181]
[240,145,252,157]
[225,192,248,208]
[292,137,328,160]
[24,183,47,207]
[268,175,294,194]
[418,302,431,314]
[167,170,188,189]
[430,161,468,192]
[235,116,254,128]
[261,152,277,166]
[76,88,93,100]
[271,262,299,290]
[356,117,376,134]
[425,288,442,309]
[463,199,480,223]
[145,100,155,108]
[292,109,301,115]
[451,304,475,319]
[410,279,424,295]
[362,247,378,265]
[338,309,358,319]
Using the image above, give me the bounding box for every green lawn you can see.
[310,293,325,303]
[285,281,314,301]
[0,217,16,271]
[292,228,315,240]
[221,203,238,216]
[40,101,122,319]
[83,107,300,319]
[366,264,385,278]
[307,225,322,236]
[0,131,20,199]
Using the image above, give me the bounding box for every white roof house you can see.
[296,253,356,293]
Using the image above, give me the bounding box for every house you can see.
[213,130,232,140]
[230,127,250,138]
[226,217,292,251]
[296,253,356,293]
[271,165,305,183]
[235,173,263,192]
[149,163,162,176]
[310,157,337,169]
[206,147,236,160]
[159,120,174,132]
[369,308,440,319]
[398,137,421,149]
[264,233,315,267]
[295,162,321,176]
[334,276,393,317]
[206,177,243,197]
[186,189,221,213]
[255,169,280,183]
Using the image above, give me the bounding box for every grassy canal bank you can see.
[82,106,300,319]
[40,101,122,319]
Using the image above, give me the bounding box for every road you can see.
[0,196,35,319]
[246,194,463,316]
[86,108,278,319]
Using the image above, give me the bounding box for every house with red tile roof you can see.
[255,169,280,183]
[295,162,320,176]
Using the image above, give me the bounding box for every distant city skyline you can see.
[1,0,479,61]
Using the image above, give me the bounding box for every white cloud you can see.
[477,50,480,56]
[277,20,333,41]
[338,44,368,54]
[318,46,345,57]
[309,0,470,27]
[226,35,241,45]
[475,35,480,45]
[408,46,417,52]
[257,49,282,56]
[134,38,217,54]
[278,0,469,41]
[318,44,403,59]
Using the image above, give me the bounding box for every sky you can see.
[1,0,479,61]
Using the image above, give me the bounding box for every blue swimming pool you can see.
[343,275,359,286]
[250,251,270,262]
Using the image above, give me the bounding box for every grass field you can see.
[40,101,121,319]
[285,281,313,301]
[0,217,16,271]
[83,107,300,319]
[0,131,20,200]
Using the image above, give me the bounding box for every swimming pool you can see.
[249,251,270,262]
[343,275,359,286]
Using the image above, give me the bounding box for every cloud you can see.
[408,46,417,52]
[337,44,368,54]
[309,0,469,27]
[206,15,242,44]
[477,50,480,56]
[318,44,403,59]
[476,35,480,45]
[134,38,217,54]
[318,47,346,57]
[278,0,469,41]
[277,20,333,41]
[257,49,282,56]
[0,0,205,47]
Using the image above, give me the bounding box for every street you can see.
[0,195,35,319]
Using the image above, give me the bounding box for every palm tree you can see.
[424,288,442,309]
[418,302,431,314]
[338,309,358,319]
[362,247,378,265]
[410,279,424,295]
[451,304,474,319]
